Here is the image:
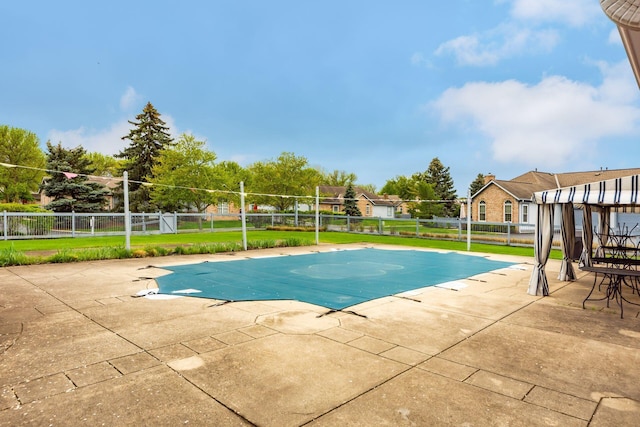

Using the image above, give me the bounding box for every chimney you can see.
[484,173,495,184]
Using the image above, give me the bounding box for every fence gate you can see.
[160,213,176,234]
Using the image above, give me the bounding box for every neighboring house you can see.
[465,168,640,228]
[317,185,406,219]
[205,201,242,215]
[37,176,119,211]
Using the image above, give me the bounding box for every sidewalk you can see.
[1,244,639,426]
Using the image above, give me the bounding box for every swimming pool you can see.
[155,248,515,310]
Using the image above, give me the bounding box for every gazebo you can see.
[528,174,640,295]
[526,2,640,295]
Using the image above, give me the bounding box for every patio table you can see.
[580,264,640,318]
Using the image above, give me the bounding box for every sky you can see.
[2,0,640,196]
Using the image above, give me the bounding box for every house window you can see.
[504,200,512,222]
[479,201,486,221]
[387,207,393,217]
[218,202,229,214]
[522,204,528,223]
[332,205,339,213]
[365,205,371,215]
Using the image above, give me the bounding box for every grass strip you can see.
[0,230,560,267]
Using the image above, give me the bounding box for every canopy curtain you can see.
[558,203,576,281]
[594,207,611,258]
[579,204,593,268]
[528,204,555,296]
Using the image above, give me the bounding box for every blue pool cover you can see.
[155,248,515,310]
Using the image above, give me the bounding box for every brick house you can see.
[38,176,119,211]
[317,185,406,219]
[466,168,640,225]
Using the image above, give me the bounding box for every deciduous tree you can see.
[408,181,443,219]
[149,133,219,213]
[248,152,322,211]
[0,125,46,203]
[380,175,416,201]
[84,152,122,177]
[320,169,357,187]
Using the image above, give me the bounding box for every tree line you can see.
[1,102,480,218]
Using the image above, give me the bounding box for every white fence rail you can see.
[1,211,562,247]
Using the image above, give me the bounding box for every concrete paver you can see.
[1,244,639,426]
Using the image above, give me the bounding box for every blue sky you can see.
[2,0,639,196]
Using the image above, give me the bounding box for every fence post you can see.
[91,216,95,235]
[416,218,419,237]
[72,211,76,238]
[240,181,247,251]
[507,222,511,245]
[123,171,131,250]
[458,218,462,241]
[3,211,6,240]
[379,217,383,234]
[467,189,471,251]
[174,211,178,234]
[315,186,319,245]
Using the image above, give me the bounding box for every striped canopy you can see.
[533,174,640,205]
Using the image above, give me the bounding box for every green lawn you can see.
[0,229,561,260]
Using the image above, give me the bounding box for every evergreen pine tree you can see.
[42,142,109,212]
[423,158,457,217]
[469,173,486,196]
[115,102,173,212]
[343,183,362,217]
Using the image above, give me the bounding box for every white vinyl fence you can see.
[1,210,562,248]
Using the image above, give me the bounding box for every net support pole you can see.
[315,186,320,245]
[240,181,247,251]
[123,171,131,251]
[466,189,471,251]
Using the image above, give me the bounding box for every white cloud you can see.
[431,62,640,168]
[119,86,142,111]
[435,0,600,67]
[436,35,499,67]
[510,0,602,27]
[435,25,559,66]
[47,114,180,156]
[48,120,134,155]
[410,52,434,68]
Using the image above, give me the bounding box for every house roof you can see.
[475,168,640,201]
[601,0,640,88]
[318,185,402,207]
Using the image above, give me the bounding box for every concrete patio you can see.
[1,243,639,426]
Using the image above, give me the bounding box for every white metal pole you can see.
[240,181,247,251]
[123,171,131,250]
[315,186,319,245]
[467,189,471,251]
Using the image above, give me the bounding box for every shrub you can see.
[48,249,79,263]
[131,249,147,258]
[0,246,33,267]
[0,203,50,213]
